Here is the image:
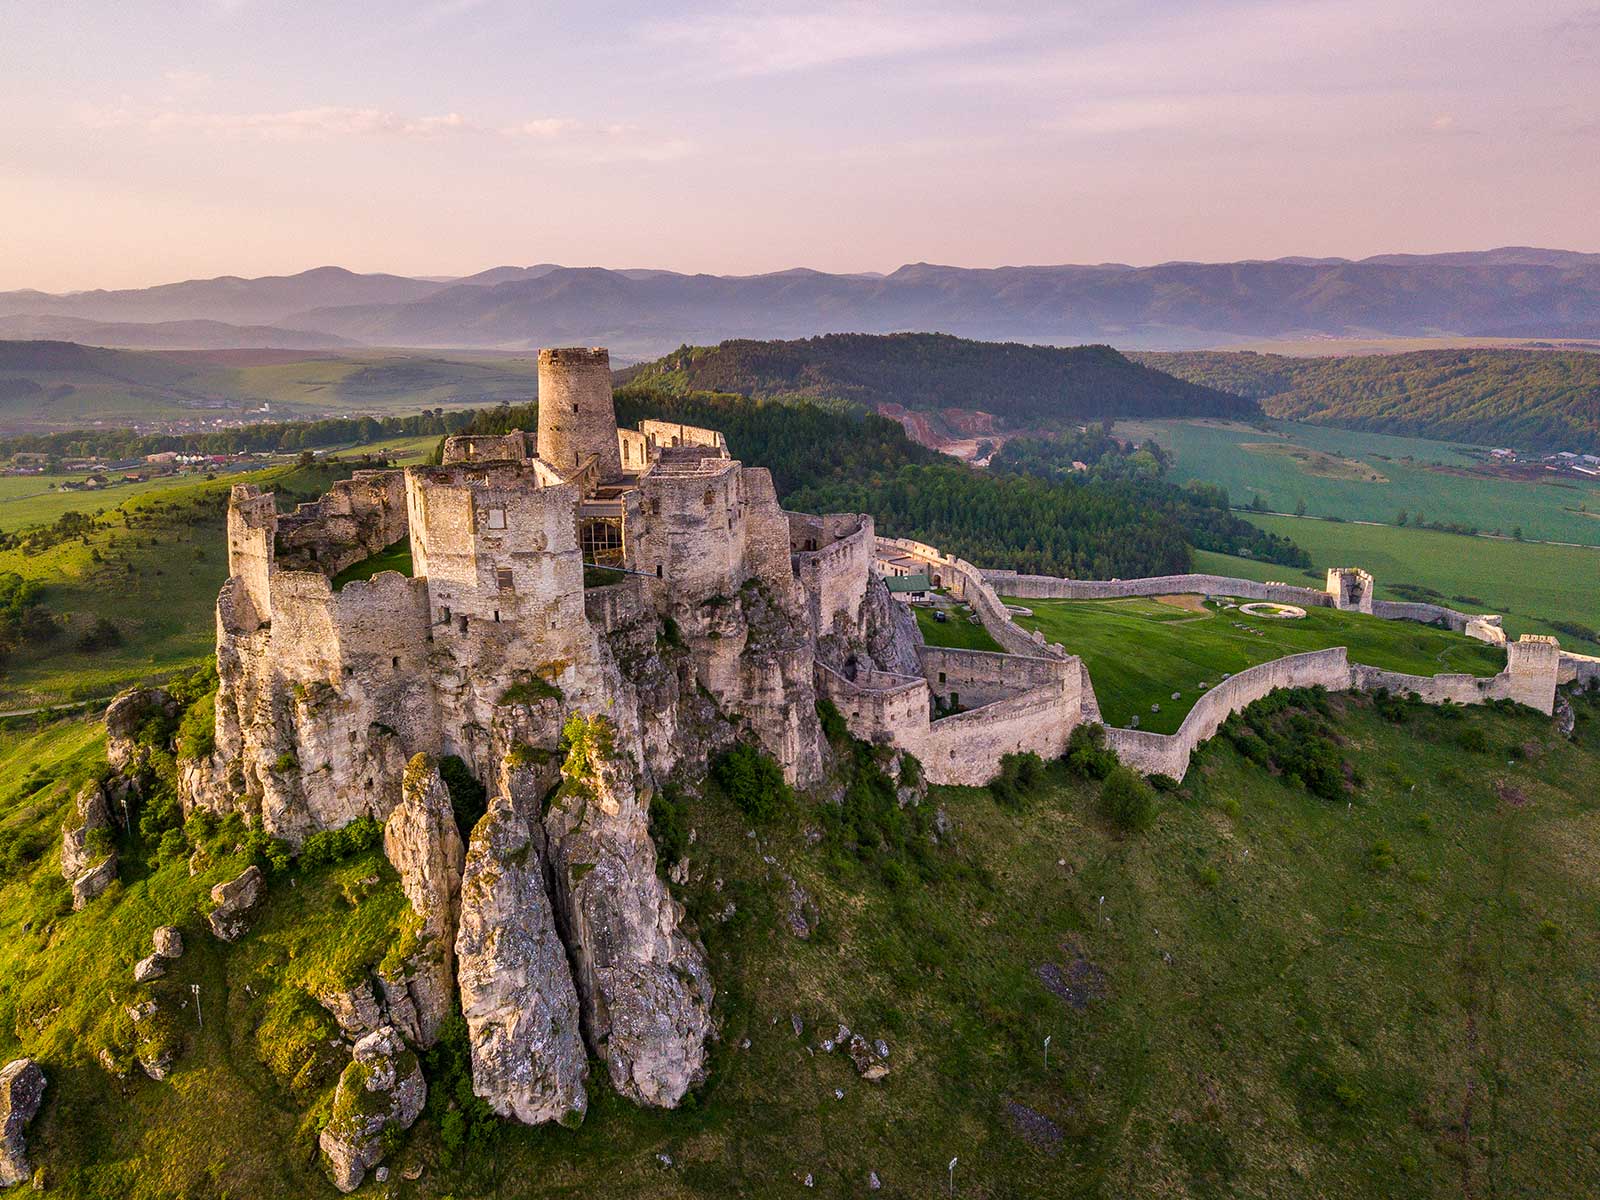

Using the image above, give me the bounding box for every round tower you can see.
[537,347,621,477]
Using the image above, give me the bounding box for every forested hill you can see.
[1133,348,1600,451]
[621,334,1259,429]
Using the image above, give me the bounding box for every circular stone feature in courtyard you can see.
[1237,602,1307,620]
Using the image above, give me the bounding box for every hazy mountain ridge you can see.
[5,248,1600,355]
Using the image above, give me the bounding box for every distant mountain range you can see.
[4,247,1600,355]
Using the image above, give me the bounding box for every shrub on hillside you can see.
[1100,765,1157,833]
[712,742,792,822]
[299,815,381,868]
[990,750,1047,810]
[1065,723,1118,780]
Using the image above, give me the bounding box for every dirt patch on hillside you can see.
[1240,441,1388,482]
[1155,594,1208,612]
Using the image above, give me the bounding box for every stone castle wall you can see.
[443,431,534,465]
[915,645,1069,711]
[274,470,408,578]
[1105,649,1354,778]
[987,570,1334,608]
[637,420,726,452]
[791,514,874,637]
[632,459,749,605]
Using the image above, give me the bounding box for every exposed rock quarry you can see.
[380,756,466,1050]
[319,1026,426,1193]
[456,786,588,1126]
[543,717,713,1108]
[61,781,117,911]
[0,1058,46,1188]
[206,865,263,942]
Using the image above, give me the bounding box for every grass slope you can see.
[1193,515,1600,653]
[0,462,359,709]
[914,603,1004,652]
[4,690,1600,1197]
[1004,595,1504,733]
[1134,348,1600,451]
[1111,419,1600,548]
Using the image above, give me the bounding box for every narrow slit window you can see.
[458,615,468,634]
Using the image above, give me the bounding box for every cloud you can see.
[637,1,1023,76]
[78,103,472,141]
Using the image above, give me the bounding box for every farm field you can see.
[1002,594,1504,733]
[1113,418,1600,547]
[5,690,1600,1197]
[913,602,1004,652]
[1195,515,1600,653]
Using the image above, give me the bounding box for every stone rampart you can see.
[877,537,1057,658]
[1559,651,1600,688]
[443,431,533,465]
[1104,649,1353,778]
[791,514,874,637]
[638,420,727,453]
[989,571,1334,608]
[815,662,930,748]
[916,645,1071,711]
[920,687,1078,786]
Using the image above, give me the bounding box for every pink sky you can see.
[2,0,1597,291]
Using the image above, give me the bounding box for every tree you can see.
[1396,509,1408,526]
[1294,497,1307,517]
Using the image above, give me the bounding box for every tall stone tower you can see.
[537,347,621,477]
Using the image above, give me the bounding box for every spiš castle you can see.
[90,346,1589,1189]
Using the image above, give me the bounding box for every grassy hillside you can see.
[1193,517,1600,653]
[0,462,360,710]
[0,341,540,432]
[3,685,1599,1196]
[1112,418,1600,547]
[1134,349,1600,452]
[623,334,1259,431]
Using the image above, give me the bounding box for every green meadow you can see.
[5,688,1600,1197]
[1193,515,1600,653]
[913,602,1004,653]
[1003,595,1504,733]
[1114,418,1600,547]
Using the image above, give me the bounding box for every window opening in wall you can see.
[703,489,713,506]
[442,605,451,624]
[459,615,468,634]
[497,566,514,592]
[392,656,399,669]
[938,671,946,683]
[573,403,579,413]
[650,499,660,515]
[951,691,959,708]
[486,507,506,530]
[656,564,663,578]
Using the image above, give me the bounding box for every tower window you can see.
[573,403,579,413]
[486,507,506,530]
[494,610,500,623]
[441,605,451,624]
[497,566,514,592]
[459,615,469,634]
[392,656,400,669]
[703,489,713,506]
[656,564,663,578]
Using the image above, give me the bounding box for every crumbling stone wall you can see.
[790,513,873,638]
[274,470,408,578]
[443,431,533,465]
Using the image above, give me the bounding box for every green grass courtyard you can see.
[1002,594,1506,733]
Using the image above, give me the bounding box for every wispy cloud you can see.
[637,1,1023,76]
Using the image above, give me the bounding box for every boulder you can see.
[62,781,118,910]
[128,999,177,1081]
[105,686,177,773]
[318,1026,426,1193]
[206,865,263,942]
[0,1059,46,1188]
[847,1034,890,1081]
[379,756,465,1049]
[542,716,712,1109]
[456,789,588,1127]
[133,954,167,983]
[317,979,384,1042]
[70,855,119,912]
[152,926,183,959]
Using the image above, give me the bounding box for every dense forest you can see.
[1134,348,1600,451]
[454,387,1308,579]
[622,333,1260,427]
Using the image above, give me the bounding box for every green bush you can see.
[1101,766,1156,833]
[174,693,216,761]
[299,816,382,868]
[648,784,691,868]
[816,698,848,743]
[989,750,1046,810]
[439,755,488,837]
[1065,723,1118,780]
[711,743,792,823]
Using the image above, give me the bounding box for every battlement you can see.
[1326,566,1375,613]
[538,346,609,367]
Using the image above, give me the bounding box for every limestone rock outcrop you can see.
[61,781,118,911]
[152,926,183,959]
[379,756,465,1050]
[319,1026,426,1193]
[0,1058,46,1188]
[456,788,588,1126]
[206,865,263,942]
[128,998,178,1081]
[318,980,384,1043]
[543,717,712,1108]
[105,686,178,774]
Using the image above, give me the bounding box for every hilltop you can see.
[1134,348,1600,451]
[621,334,1257,442]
